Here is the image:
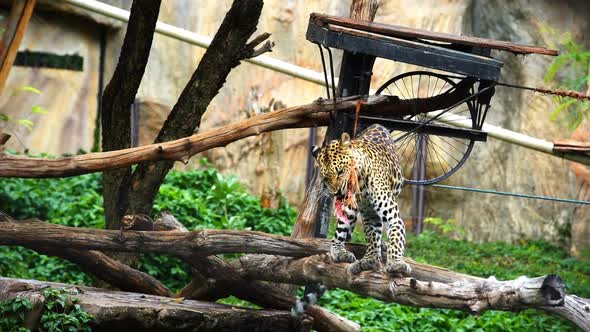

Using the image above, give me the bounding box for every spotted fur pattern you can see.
[315,124,410,275]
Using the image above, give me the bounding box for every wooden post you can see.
[293,0,380,239]
[0,0,36,93]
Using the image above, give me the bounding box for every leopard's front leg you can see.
[381,198,411,275]
[330,202,357,263]
[348,210,382,274]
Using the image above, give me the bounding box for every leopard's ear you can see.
[340,133,351,148]
[341,132,351,147]
[311,145,321,158]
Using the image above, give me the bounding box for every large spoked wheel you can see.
[376,71,477,185]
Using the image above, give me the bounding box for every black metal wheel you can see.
[375,71,477,185]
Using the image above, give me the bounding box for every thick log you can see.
[0,82,473,179]
[0,215,587,329]
[0,212,172,297]
[0,277,304,332]
[238,254,590,332]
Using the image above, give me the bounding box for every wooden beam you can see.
[309,13,559,56]
[0,0,36,92]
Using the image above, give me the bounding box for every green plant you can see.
[0,297,32,331]
[0,86,48,133]
[39,288,93,332]
[544,34,590,130]
[0,288,93,332]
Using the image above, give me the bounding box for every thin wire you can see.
[316,43,330,99]
[424,184,590,205]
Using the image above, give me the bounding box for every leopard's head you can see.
[312,133,354,197]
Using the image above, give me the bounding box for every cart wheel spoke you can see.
[375,71,477,185]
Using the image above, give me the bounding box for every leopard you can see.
[314,123,411,275]
[292,124,411,317]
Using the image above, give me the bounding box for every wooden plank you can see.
[0,0,36,92]
[307,23,502,80]
[310,13,558,56]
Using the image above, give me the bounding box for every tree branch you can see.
[0,87,474,178]
[0,212,172,297]
[0,277,305,331]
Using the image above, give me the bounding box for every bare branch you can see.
[245,32,275,58]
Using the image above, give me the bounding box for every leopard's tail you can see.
[291,283,327,317]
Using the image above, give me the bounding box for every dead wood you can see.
[238,254,590,332]
[0,212,171,297]
[0,214,587,330]
[0,277,305,332]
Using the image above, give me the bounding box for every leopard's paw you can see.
[330,249,357,263]
[385,260,412,275]
[347,257,380,275]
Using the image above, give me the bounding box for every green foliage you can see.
[0,288,92,332]
[39,288,93,332]
[0,161,296,291]
[0,297,32,331]
[0,85,48,133]
[544,34,590,130]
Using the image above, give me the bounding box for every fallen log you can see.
[0,277,305,332]
[237,254,590,332]
[0,80,472,178]
[0,214,588,330]
[0,212,172,297]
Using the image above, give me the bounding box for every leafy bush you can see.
[0,288,92,332]
[544,34,590,130]
[0,165,588,331]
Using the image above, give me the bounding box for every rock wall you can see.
[2,0,590,255]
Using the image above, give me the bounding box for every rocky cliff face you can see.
[3,0,589,255]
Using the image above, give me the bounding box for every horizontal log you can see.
[0,212,172,297]
[0,214,515,285]
[238,254,590,331]
[1,214,587,330]
[0,277,304,332]
[0,219,329,257]
[0,83,472,178]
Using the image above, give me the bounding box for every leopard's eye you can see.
[337,169,343,176]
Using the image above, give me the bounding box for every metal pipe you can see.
[428,112,590,166]
[61,0,335,87]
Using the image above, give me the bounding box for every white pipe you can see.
[428,112,590,165]
[61,0,334,87]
